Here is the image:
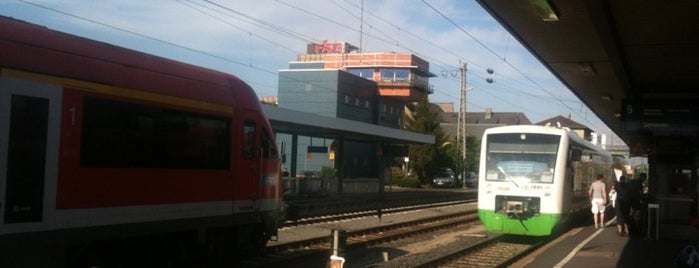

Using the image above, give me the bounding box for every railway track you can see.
[415,234,546,268]
[196,196,562,268]
[284,190,476,222]
[282,199,474,228]
[236,205,480,267]
[234,195,574,268]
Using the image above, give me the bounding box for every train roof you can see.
[484,124,607,153]
[484,124,572,135]
[0,16,261,112]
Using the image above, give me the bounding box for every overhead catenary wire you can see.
[335,0,589,120]
[419,0,591,125]
[176,0,300,54]
[13,0,365,103]
[275,0,568,116]
[10,0,605,132]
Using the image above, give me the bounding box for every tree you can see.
[403,101,450,184]
[443,133,481,181]
[463,136,480,173]
[444,136,479,179]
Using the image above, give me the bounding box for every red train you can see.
[0,16,284,266]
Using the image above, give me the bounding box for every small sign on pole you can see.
[329,255,345,268]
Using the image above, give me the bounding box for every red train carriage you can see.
[0,16,283,266]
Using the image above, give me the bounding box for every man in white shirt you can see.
[589,174,607,228]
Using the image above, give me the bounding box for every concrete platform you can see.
[513,219,695,268]
[279,188,697,267]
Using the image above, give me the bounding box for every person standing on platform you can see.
[609,184,617,208]
[589,174,607,229]
[614,176,632,236]
[628,173,645,232]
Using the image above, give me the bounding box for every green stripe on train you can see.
[478,209,562,236]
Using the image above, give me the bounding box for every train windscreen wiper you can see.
[488,156,520,188]
[497,165,520,188]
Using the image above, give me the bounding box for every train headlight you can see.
[544,186,551,197]
[486,184,493,194]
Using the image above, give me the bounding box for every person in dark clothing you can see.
[615,176,632,236]
[628,176,644,209]
[627,175,645,232]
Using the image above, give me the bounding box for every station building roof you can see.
[263,104,435,145]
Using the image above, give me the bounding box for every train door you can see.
[259,127,281,206]
[236,115,261,210]
[0,75,61,233]
[237,113,281,210]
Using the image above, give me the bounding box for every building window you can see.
[355,98,361,106]
[344,95,350,104]
[348,68,374,79]
[365,100,370,109]
[380,68,410,82]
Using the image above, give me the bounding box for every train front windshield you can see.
[485,133,560,184]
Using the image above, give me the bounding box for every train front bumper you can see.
[478,209,561,236]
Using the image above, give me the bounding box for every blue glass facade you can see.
[278,64,380,178]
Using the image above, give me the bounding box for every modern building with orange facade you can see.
[276,41,434,179]
[298,41,434,104]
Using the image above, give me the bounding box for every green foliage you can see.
[392,176,421,188]
[403,101,450,184]
[319,166,336,178]
[464,136,480,173]
[442,128,481,178]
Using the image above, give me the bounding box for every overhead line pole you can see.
[458,62,467,188]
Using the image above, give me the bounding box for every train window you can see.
[81,97,230,169]
[485,133,560,183]
[243,121,256,159]
[261,129,279,159]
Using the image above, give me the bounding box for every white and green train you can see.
[477,125,613,236]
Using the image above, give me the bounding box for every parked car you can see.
[296,171,320,179]
[432,168,459,188]
[464,171,478,188]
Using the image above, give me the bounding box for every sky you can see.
[1,0,625,146]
